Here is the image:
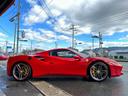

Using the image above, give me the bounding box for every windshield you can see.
[70,49,90,58]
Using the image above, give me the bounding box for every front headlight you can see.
[109,61,122,66]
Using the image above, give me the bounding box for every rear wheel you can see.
[12,63,31,81]
[88,62,109,82]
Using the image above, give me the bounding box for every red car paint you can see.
[7,48,123,78]
[0,55,8,60]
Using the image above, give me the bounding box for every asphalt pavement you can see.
[0,61,44,96]
[33,62,128,96]
[0,61,128,96]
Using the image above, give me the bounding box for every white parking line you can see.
[30,81,73,96]
[0,89,6,96]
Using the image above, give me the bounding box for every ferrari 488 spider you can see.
[7,48,123,81]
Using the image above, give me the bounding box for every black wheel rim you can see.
[13,63,30,80]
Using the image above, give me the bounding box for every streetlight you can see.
[92,32,104,56]
[91,35,99,50]
[9,14,18,55]
[19,39,28,53]
[9,0,21,55]
[30,40,33,54]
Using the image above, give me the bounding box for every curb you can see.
[29,81,73,96]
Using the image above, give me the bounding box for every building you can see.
[109,50,128,61]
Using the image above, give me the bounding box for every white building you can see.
[109,50,128,61]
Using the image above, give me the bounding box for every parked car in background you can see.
[0,53,8,60]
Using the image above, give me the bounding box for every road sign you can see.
[7,46,12,49]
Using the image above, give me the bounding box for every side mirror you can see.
[73,56,81,61]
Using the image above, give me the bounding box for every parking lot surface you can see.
[0,61,128,96]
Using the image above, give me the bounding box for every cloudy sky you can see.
[0,0,128,51]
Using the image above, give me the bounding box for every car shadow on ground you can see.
[30,76,99,82]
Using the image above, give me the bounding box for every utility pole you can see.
[92,32,103,49]
[5,41,8,55]
[9,10,18,55]
[63,24,81,48]
[69,24,77,48]
[92,36,94,50]
[55,41,58,48]
[99,32,103,48]
[30,40,33,54]
[92,35,98,50]
[13,23,17,55]
[72,24,75,48]
[16,0,20,54]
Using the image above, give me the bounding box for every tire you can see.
[88,62,109,82]
[12,63,32,81]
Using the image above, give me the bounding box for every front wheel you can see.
[88,62,109,82]
[12,63,31,81]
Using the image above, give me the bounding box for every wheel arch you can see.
[87,60,111,78]
[11,61,33,78]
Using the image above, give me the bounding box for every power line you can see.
[83,10,128,31]
[0,24,8,33]
[3,5,16,18]
[63,24,81,48]
[92,10,128,24]
[16,0,21,54]
[82,11,128,35]
[38,1,128,36]
[26,0,54,25]
[92,16,128,32]
[38,0,57,24]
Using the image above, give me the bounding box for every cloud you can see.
[0,32,8,38]
[24,0,62,26]
[0,32,8,44]
[119,35,128,40]
[75,41,128,50]
[103,41,128,47]
[57,35,71,42]
[38,28,56,38]
[48,0,128,35]
[23,0,128,50]
[22,28,57,43]
[24,4,48,25]
[26,0,37,5]
[24,0,128,35]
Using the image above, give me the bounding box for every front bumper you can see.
[110,64,123,77]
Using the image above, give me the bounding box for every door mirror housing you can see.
[73,56,81,61]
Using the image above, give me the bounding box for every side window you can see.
[50,50,58,56]
[50,50,77,58]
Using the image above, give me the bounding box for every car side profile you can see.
[7,48,123,82]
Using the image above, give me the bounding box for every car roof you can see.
[48,48,71,51]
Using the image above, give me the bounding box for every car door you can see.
[48,49,85,75]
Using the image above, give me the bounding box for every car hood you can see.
[84,57,121,66]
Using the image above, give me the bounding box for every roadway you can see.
[0,61,128,96]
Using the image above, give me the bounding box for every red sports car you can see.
[7,48,123,81]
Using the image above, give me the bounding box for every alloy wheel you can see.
[12,63,31,81]
[89,62,108,81]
